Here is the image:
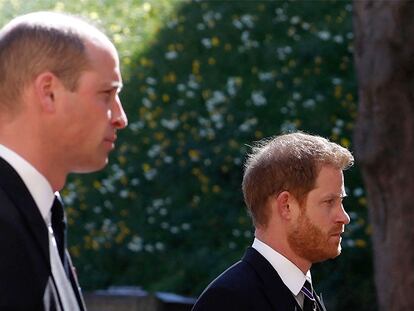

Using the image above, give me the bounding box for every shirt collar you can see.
[0,144,55,222]
[252,237,312,296]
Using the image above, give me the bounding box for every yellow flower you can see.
[340,137,350,148]
[294,119,302,127]
[358,197,367,206]
[54,2,65,11]
[189,149,200,161]
[120,176,128,185]
[202,89,212,100]
[93,180,102,190]
[154,132,165,141]
[355,239,367,248]
[192,168,201,176]
[123,57,131,66]
[212,185,221,193]
[118,155,127,165]
[287,27,296,37]
[142,2,151,12]
[192,60,200,75]
[176,43,184,51]
[211,36,220,47]
[110,24,122,33]
[89,12,99,20]
[334,85,342,98]
[115,222,131,244]
[142,163,151,172]
[356,218,365,226]
[162,94,170,103]
[92,239,99,250]
[140,57,153,67]
[164,72,177,83]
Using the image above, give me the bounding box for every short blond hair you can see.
[242,132,354,227]
[0,12,108,114]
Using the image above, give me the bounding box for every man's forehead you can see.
[311,167,345,193]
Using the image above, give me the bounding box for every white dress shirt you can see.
[252,237,313,309]
[0,144,54,217]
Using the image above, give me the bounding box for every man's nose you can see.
[111,96,128,129]
[338,204,351,225]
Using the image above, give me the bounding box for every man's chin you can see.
[329,246,342,259]
[315,245,342,262]
[73,159,108,173]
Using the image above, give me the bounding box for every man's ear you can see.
[274,191,293,220]
[33,72,59,113]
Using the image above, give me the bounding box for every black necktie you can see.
[51,195,86,310]
[301,280,316,311]
[51,195,69,276]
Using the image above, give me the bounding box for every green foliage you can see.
[0,0,175,79]
[0,1,376,309]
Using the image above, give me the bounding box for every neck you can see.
[255,227,312,274]
[0,127,67,192]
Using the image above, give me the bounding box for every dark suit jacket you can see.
[0,157,86,311]
[192,247,326,311]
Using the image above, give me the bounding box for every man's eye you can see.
[101,90,113,100]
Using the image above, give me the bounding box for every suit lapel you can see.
[66,250,86,311]
[315,292,327,311]
[0,157,50,267]
[243,247,302,311]
[0,157,85,310]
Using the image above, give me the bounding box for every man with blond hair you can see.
[192,132,354,311]
[0,12,127,310]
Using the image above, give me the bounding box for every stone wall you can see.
[84,287,195,311]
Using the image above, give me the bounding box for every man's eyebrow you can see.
[98,85,122,97]
[101,81,123,90]
[322,192,347,200]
